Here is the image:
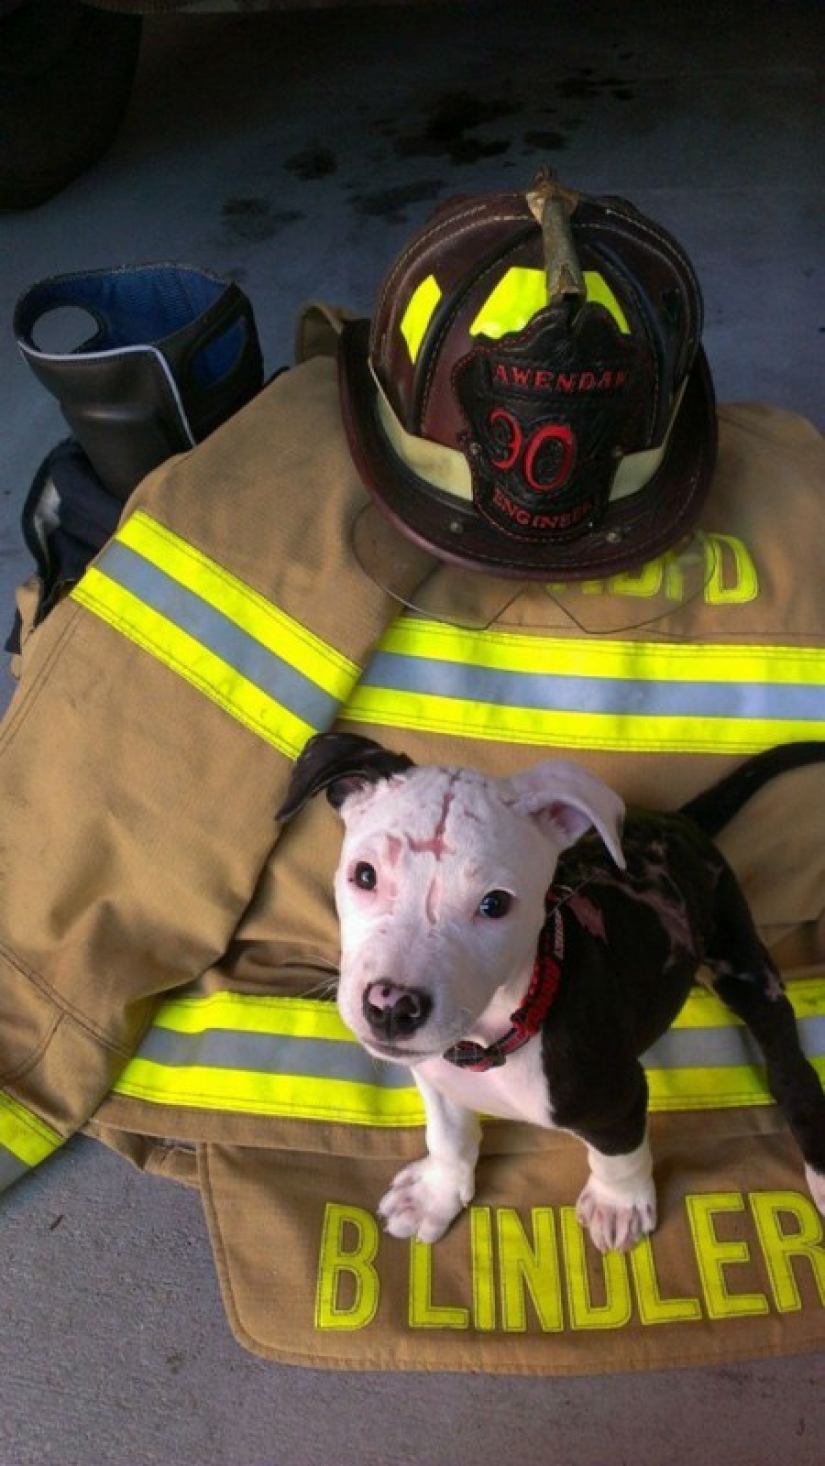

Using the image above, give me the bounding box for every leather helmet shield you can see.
[339,177,717,581]
[453,301,649,546]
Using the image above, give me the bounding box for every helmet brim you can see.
[338,317,717,582]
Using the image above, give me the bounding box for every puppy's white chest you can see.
[416,1038,553,1127]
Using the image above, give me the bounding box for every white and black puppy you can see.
[279,737,825,1253]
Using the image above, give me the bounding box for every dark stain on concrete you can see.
[523,128,569,152]
[556,69,637,103]
[284,147,337,180]
[391,90,516,165]
[221,197,304,242]
[351,178,443,222]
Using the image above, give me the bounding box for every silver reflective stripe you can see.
[0,1095,64,1191]
[126,1000,825,1098]
[643,1015,825,1069]
[360,649,825,724]
[137,1024,415,1089]
[99,542,339,730]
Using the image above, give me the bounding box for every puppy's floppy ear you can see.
[276,733,415,821]
[506,760,626,868]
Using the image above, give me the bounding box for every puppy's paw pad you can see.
[576,1178,657,1254]
[378,1157,474,1243]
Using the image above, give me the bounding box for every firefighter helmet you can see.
[338,173,716,580]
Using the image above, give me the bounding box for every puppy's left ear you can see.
[506,760,626,868]
[276,733,415,821]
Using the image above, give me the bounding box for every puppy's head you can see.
[279,734,625,1064]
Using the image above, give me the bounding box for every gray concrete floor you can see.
[1,2,824,1462]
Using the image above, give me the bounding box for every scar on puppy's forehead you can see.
[424,873,442,926]
[405,778,459,860]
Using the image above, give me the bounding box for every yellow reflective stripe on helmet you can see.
[468,267,630,339]
[346,619,825,754]
[582,271,631,334]
[469,267,546,339]
[111,978,825,1125]
[0,1093,64,1191]
[401,267,630,357]
[72,510,360,758]
[400,274,443,363]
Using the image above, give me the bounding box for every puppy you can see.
[278,736,825,1253]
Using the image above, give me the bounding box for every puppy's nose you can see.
[362,981,432,1040]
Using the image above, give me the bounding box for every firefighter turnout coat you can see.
[1,338,825,1373]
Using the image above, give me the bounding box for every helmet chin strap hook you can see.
[526,169,586,312]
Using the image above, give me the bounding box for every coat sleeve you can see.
[0,354,433,1193]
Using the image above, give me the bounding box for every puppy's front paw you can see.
[378,1156,475,1243]
[575,1174,657,1254]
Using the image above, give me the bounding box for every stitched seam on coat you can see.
[0,1011,62,1090]
[0,938,147,1058]
[0,604,82,755]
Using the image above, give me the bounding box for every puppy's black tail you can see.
[679,741,825,838]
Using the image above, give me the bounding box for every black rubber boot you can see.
[14,263,265,500]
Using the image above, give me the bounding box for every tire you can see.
[0,0,143,210]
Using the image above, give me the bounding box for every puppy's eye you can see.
[352,861,377,890]
[477,889,512,919]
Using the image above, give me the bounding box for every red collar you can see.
[442,893,564,1072]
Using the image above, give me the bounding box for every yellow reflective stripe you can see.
[583,271,630,333]
[346,619,825,754]
[75,568,316,756]
[153,981,825,1040]
[0,1093,63,1166]
[648,1058,825,1112]
[347,688,825,755]
[469,267,546,339]
[114,991,423,1124]
[117,513,355,695]
[114,1060,425,1127]
[400,274,442,363]
[370,619,825,686]
[111,978,825,1126]
[154,992,348,1041]
[672,977,825,1030]
[72,510,359,758]
[401,266,631,355]
[468,267,630,339]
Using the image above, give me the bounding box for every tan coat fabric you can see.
[1,346,824,1371]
